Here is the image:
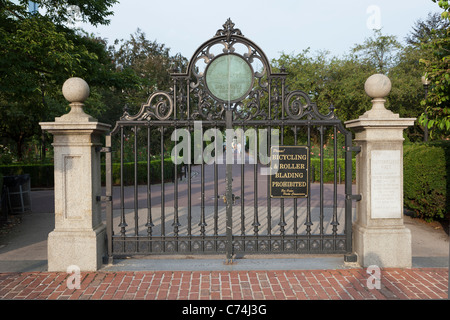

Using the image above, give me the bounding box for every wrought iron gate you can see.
[104,19,359,263]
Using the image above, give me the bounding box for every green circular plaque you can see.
[205,54,254,102]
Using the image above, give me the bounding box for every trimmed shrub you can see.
[310,158,356,183]
[0,159,181,188]
[0,163,54,188]
[403,141,449,222]
[103,159,182,186]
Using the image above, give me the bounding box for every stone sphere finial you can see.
[62,77,90,103]
[364,74,391,99]
[57,77,95,122]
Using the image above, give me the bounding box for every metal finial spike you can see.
[215,18,242,38]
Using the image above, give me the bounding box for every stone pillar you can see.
[40,77,110,271]
[345,74,415,268]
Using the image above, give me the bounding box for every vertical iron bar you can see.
[173,81,180,252]
[279,78,286,242]
[187,128,192,250]
[146,126,154,242]
[225,109,233,261]
[186,79,190,119]
[134,126,139,240]
[186,80,192,252]
[241,125,245,250]
[119,126,127,237]
[173,77,177,120]
[173,127,180,241]
[160,127,165,251]
[305,124,312,245]
[331,126,339,242]
[319,126,324,247]
[199,134,206,228]
[252,125,260,243]
[214,127,219,248]
[267,79,272,243]
[105,134,113,263]
[293,126,298,241]
[199,125,207,253]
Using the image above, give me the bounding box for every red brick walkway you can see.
[0,268,447,300]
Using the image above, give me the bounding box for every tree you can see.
[272,27,433,144]
[0,0,139,160]
[272,49,376,122]
[107,29,189,153]
[406,12,450,46]
[351,29,402,73]
[418,0,450,136]
[111,29,188,115]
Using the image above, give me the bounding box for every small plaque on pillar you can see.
[370,150,401,219]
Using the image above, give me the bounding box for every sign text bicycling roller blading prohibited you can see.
[270,146,309,198]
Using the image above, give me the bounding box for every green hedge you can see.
[103,159,181,186]
[0,159,181,188]
[0,163,54,188]
[403,141,449,222]
[310,158,356,183]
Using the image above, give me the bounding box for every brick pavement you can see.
[0,268,447,300]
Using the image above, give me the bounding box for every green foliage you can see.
[273,26,443,143]
[0,0,139,160]
[272,49,376,123]
[109,159,182,186]
[403,142,449,221]
[109,29,188,117]
[0,158,182,188]
[0,163,54,188]
[388,45,428,140]
[310,158,356,183]
[418,0,450,137]
[352,29,402,73]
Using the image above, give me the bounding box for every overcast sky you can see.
[80,0,442,61]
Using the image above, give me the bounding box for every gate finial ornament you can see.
[57,77,96,122]
[361,73,397,119]
[215,18,242,41]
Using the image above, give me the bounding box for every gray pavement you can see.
[0,178,448,273]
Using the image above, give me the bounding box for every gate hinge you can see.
[96,146,112,153]
[346,194,362,201]
[346,146,361,155]
[96,195,112,202]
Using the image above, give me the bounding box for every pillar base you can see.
[47,224,106,272]
[353,223,412,268]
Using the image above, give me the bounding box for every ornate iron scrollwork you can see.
[120,91,174,121]
[285,90,336,120]
[106,19,355,261]
[183,19,273,121]
[117,19,336,123]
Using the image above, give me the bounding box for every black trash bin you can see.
[3,174,32,214]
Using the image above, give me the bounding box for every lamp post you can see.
[421,75,430,142]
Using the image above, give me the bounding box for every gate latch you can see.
[346,146,361,155]
[96,195,112,202]
[95,146,112,153]
[346,194,362,202]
